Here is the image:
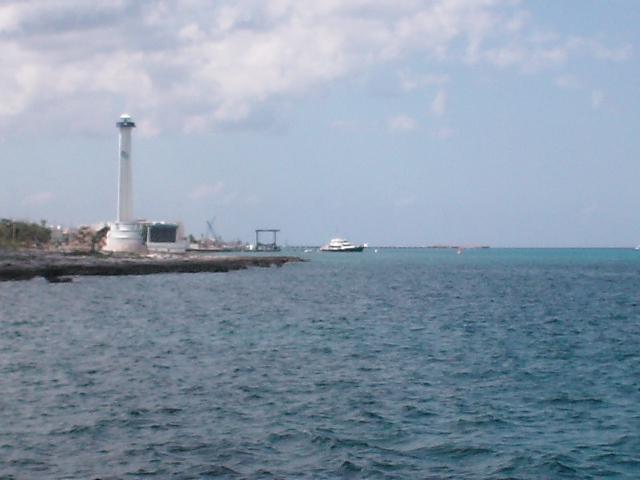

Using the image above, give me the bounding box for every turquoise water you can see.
[1,248,639,478]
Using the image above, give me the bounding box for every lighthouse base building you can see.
[103,222,145,253]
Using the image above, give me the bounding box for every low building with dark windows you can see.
[142,221,187,253]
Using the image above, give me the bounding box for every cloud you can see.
[399,71,448,91]
[388,115,417,132]
[591,89,604,109]
[244,194,260,206]
[330,119,360,131]
[189,182,225,201]
[555,74,579,89]
[555,77,608,110]
[568,37,632,62]
[481,35,632,72]
[188,181,244,206]
[393,195,415,208]
[434,127,454,140]
[22,191,55,206]
[0,4,20,33]
[0,1,630,134]
[431,90,447,117]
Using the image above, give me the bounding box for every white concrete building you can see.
[143,221,188,253]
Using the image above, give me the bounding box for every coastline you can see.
[0,250,304,282]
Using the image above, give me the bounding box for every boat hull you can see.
[320,246,364,252]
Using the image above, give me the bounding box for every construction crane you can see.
[205,217,221,244]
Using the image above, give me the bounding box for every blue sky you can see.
[1,0,639,247]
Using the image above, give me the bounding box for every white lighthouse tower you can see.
[117,114,135,223]
[103,114,145,253]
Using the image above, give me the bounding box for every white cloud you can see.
[388,115,417,132]
[0,5,20,33]
[482,35,632,72]
[330,119,360,131]
[189,182,225,201]
[188,181,243,206]
[431,90,447,117]
[22,191,54,206]
[591,89,604,109]
[434,127,454,140]
[555,76,608,110]
[399,71,448,91]
[555,75,579,89]
[244,194,260,206]
[567,37,632,62]
[505,11,530,33]
[393,195,415,208]
[0,0,630,134]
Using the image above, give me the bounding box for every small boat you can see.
[320,238,364,252]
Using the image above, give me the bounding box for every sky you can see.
[0,0,639,247]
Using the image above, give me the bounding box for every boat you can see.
[320,238,364,252]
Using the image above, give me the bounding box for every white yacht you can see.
[320,238,364,252]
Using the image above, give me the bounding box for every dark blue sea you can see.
[1,248,639,479]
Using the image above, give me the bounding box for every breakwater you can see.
[0,250,303,282]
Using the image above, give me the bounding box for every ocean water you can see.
[0,248,639,479]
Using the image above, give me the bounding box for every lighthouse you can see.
[103,114,145,253]
[116,114,135,222]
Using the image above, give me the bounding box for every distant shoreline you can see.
[286,245,637,250]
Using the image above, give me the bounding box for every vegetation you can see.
[75,225,110,253]
[0,219,52,248]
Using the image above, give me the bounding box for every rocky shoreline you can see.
[0,250,304,282]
